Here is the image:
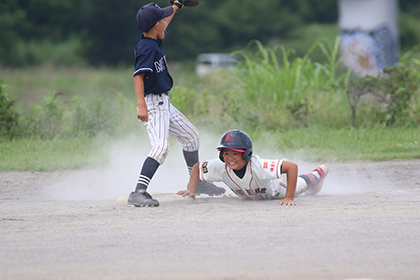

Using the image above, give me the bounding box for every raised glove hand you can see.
[170,0,201,10]
[171,0,183,10]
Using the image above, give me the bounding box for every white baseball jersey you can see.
[198,155,307,199]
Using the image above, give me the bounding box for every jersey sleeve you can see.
[133,46,154,77]
[256,156,284,180]
[198,159,225,182]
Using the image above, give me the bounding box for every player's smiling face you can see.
[222,149,247,170]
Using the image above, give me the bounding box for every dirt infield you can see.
[1,160,420,280]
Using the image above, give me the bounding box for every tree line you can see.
[1,0,419,67]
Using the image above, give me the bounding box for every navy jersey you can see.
[133,36,173,95]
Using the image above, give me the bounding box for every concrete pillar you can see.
[338,0,399,76]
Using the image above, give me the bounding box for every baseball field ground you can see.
[1,155,419,280]
[1,57,419,279]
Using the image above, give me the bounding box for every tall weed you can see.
[1,39,419,142]
[344,46,420,128]
[219,38,350,130]
[19,89,136,139]
[0,80,20,138]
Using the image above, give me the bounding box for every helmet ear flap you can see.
[219,150,225,162]
[243,149,253,162]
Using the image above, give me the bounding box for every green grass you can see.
[1,38,420,171]
[0,136,111,171]
[0,65,135,108]
[1,127,419,171]
[268,126,420,162]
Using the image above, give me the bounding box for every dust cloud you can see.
[47,131,229,201]
[46,130,378,201]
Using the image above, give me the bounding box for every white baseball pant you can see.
[142,93,199,165]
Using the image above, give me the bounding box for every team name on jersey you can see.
[154,56,167,73]
[232,187,267,196]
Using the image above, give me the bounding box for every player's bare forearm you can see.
[172,4,181,13]
[188,163,200,192]
[279,161,298,206]
[177,162,200,198]
[133,74,148,122]
[164,5,178,26]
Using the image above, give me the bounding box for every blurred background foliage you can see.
[1,0,419,67]
[1,0,420,169]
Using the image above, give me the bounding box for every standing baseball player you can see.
[177,130,329,206]
[128,1,225,207]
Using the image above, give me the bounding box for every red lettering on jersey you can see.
[263,162,268,169]
[270,161,276,172]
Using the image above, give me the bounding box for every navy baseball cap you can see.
[136,3,173,32]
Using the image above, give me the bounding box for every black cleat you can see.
[195,180,226,196]
[127,190,159,207]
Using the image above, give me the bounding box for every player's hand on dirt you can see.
[279,197,298,206]
[177,190,196,199]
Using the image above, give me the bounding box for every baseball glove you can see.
[170,0,201,8]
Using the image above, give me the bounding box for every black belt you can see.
[145,92,168,97]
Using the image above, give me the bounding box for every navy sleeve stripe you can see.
[133,68,153,77]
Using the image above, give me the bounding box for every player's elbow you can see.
[282,160,298,175]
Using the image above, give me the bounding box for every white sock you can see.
[312,170,321,179]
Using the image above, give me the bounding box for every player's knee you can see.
[183,133,200,151]
[150,141,170,164]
